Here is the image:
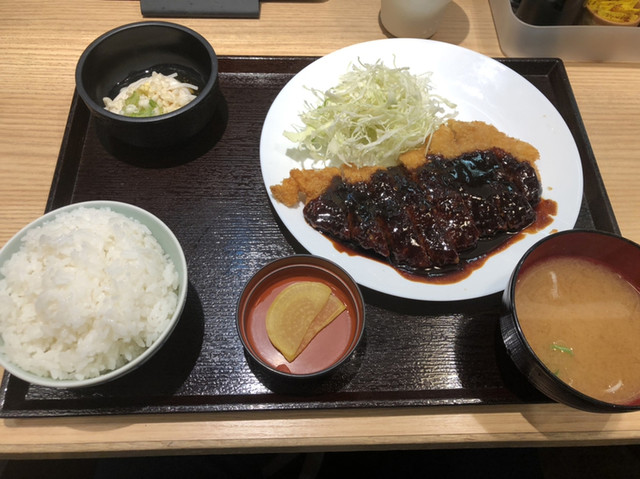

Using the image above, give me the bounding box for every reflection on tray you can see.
[97,94,229,168]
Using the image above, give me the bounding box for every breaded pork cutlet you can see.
[270,120,540,207]
[400,119,539,168]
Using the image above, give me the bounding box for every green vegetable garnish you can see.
[284,58,457,168]
[551,343,574,356]
[121,88,163,117]
[125,91,140,106]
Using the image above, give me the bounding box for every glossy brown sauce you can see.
[330,198,558,285]
[305,148,548,284]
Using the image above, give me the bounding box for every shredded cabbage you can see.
[284,59,457,168]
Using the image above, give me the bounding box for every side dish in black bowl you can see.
[75,21,219,148]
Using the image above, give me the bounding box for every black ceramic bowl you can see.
[75,21,219,147]
[237,255,365,380]
[500,229,640,412]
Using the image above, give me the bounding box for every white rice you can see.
[0,207,179,381]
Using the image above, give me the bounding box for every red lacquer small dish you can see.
[237,255,365,379]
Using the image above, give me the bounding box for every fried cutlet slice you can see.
[270,167,341,207]
[399,120,539,170]
[270,176,302,207]
[270,165,384,207]
[341,164,384,183]
[427,120,539,164]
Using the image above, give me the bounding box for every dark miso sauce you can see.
[329,197,558,285]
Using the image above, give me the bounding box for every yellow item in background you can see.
[584,0,640,25]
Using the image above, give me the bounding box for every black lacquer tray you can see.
[0,56,618,417]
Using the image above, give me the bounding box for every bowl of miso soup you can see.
[500,229,640,412]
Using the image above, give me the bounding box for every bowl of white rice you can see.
[0,201,188,388]
[75,21,219,148]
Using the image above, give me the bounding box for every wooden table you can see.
[1,0,640,458]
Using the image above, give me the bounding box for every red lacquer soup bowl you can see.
[500,229,640,413]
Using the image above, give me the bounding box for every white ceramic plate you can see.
[260,39,583,301]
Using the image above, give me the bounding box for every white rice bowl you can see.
[0,201,188,388]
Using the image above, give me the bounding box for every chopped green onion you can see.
[125,94,162,117]
[124,91,140,106]
[551,343,574,356]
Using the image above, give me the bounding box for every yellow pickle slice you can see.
[294,293,346,359]
[266,281,345,362]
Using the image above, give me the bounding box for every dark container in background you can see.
[515,0,584,26]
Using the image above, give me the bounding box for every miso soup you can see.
[515,256,640,405]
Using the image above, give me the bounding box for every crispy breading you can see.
[427,120,539,164]
[341,165,384,183]
[271,120,540,207]
[398,120,540,169]
[270,167,341,207]
[290,167,341,201]
[398,147,428,170]
[270,177,302,208]
[270,165,384,206]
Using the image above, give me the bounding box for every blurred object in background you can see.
[380,0,451,38]
[515,0,585,25]
[583,0,640,26]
